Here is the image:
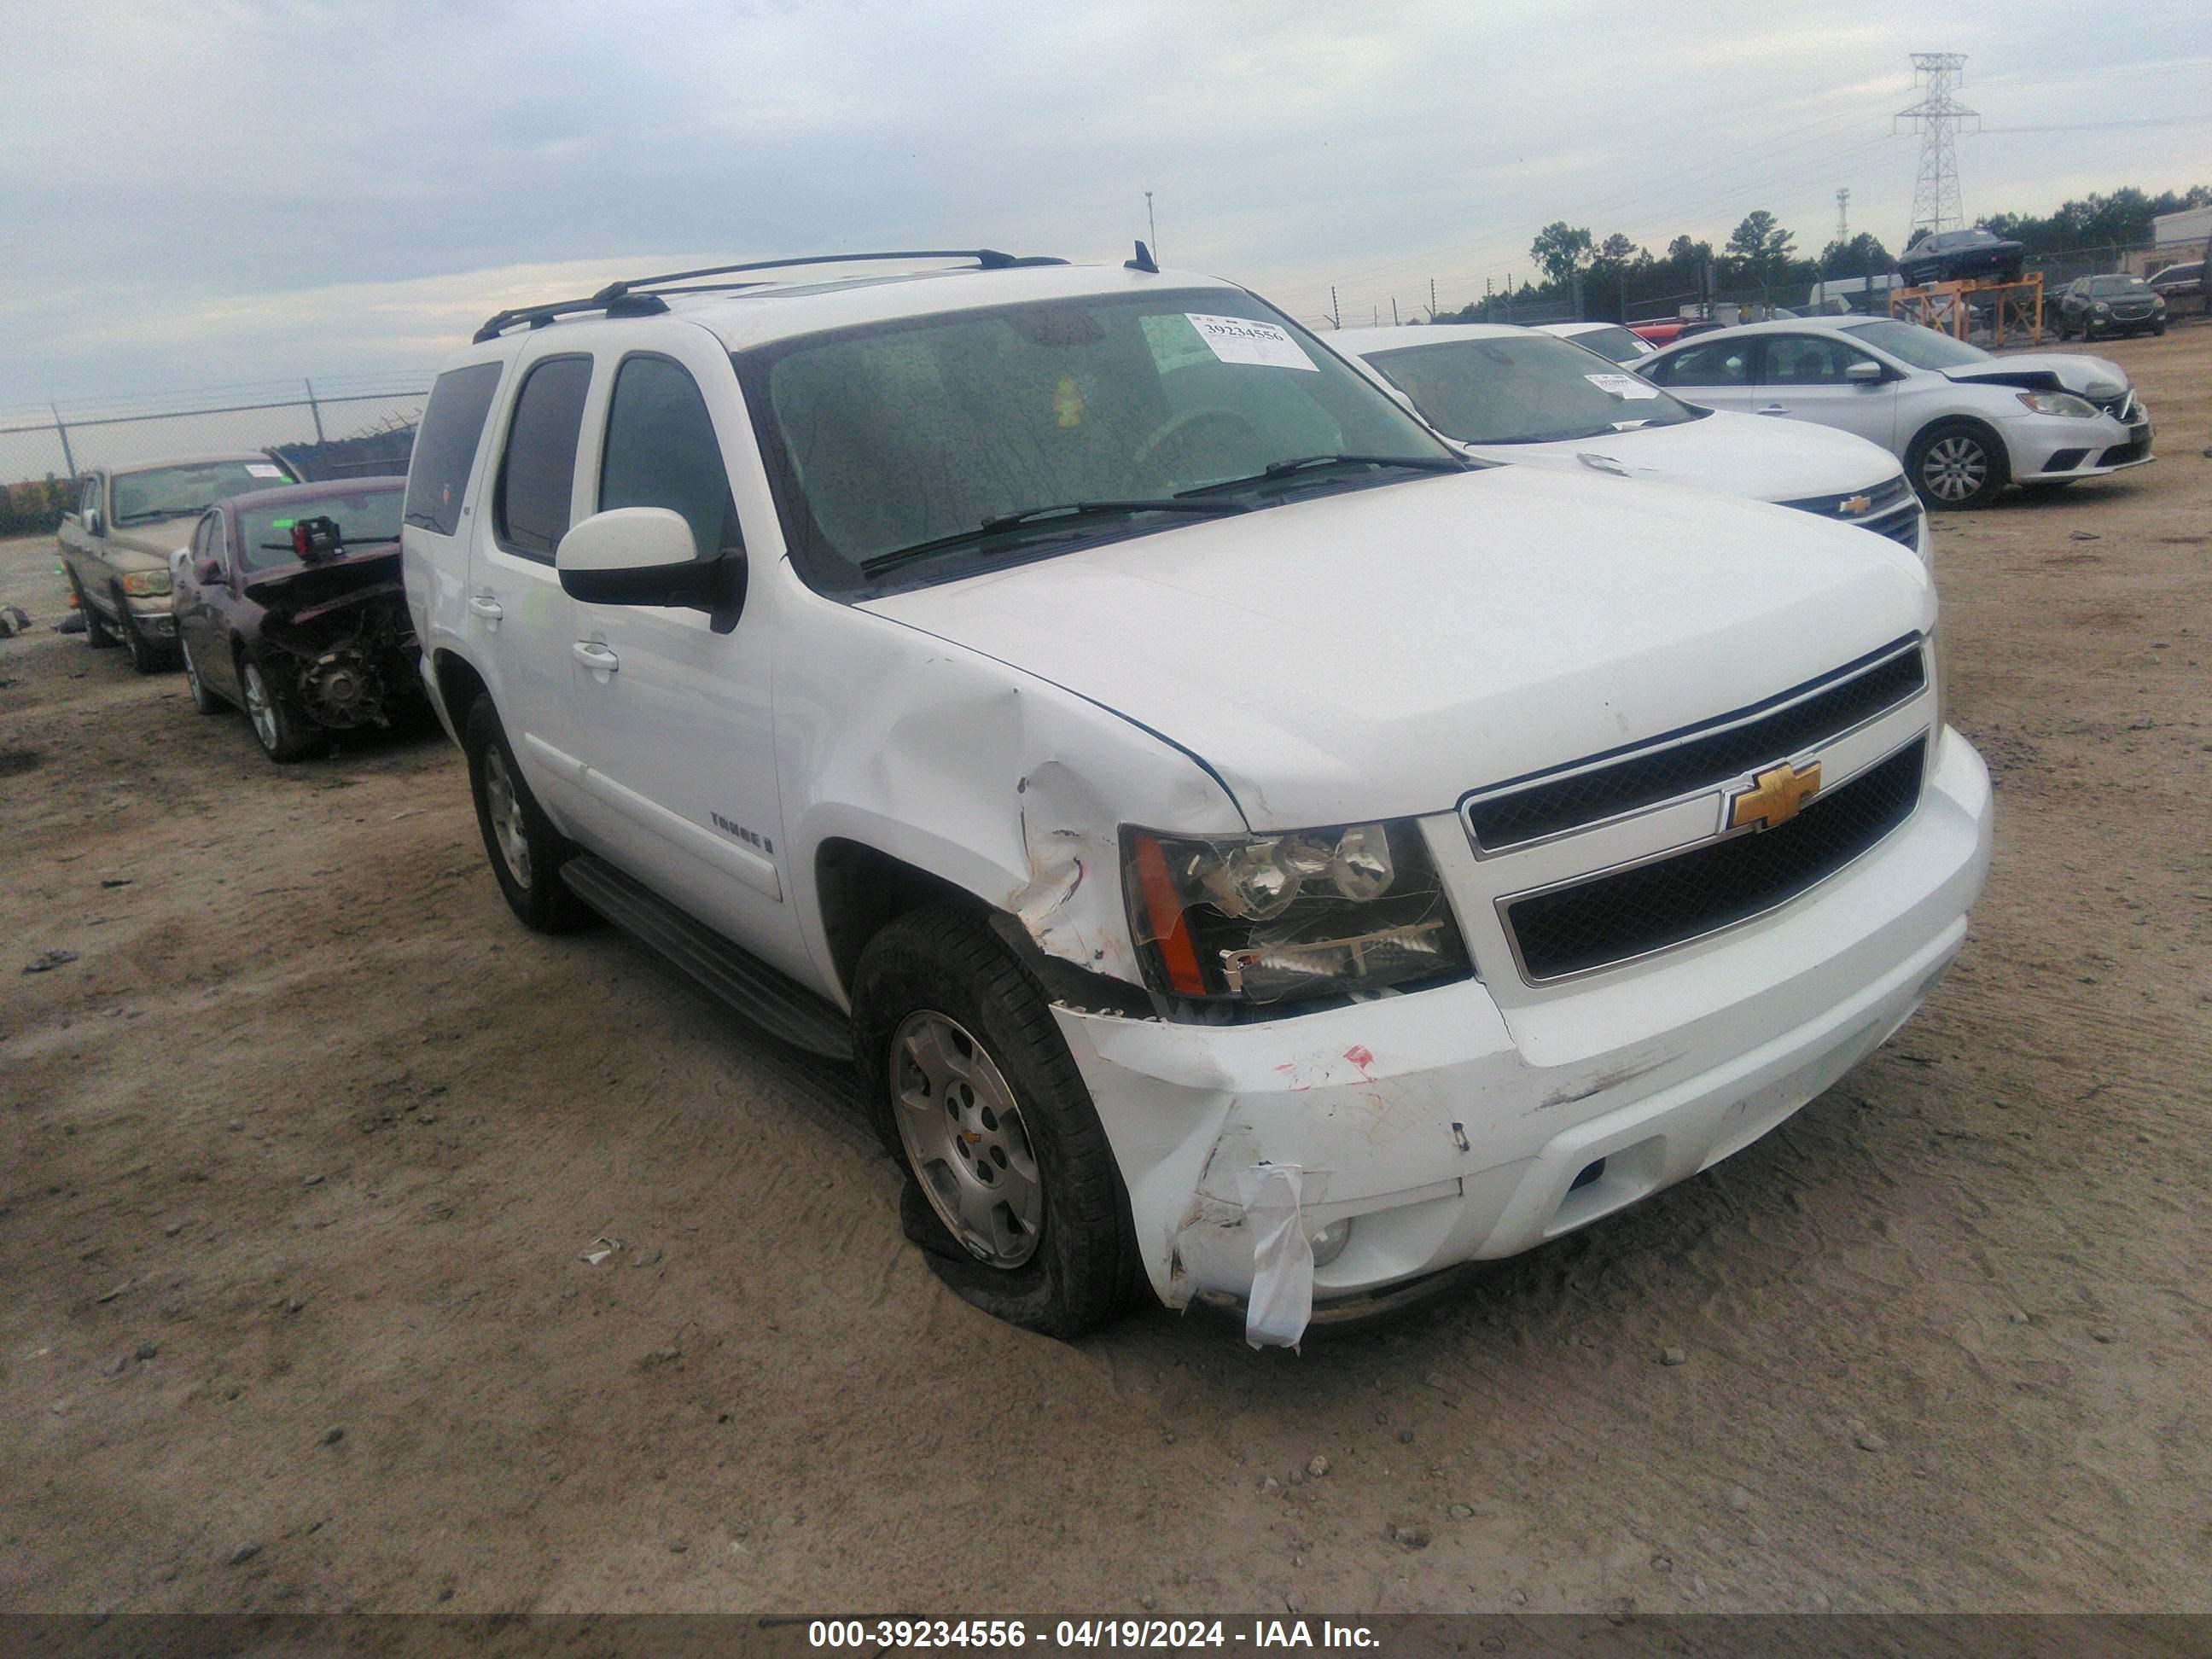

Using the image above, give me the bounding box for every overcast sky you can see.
[3,0,2206,408]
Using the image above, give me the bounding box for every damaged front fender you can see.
[778,606,1248,997]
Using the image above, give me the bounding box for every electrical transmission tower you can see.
[1895,53,1978,244]
[1835,188,1851,245]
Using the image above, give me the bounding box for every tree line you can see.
[1444,182,2210,324]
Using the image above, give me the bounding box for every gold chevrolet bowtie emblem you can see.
[1839,494,1872,516]
[1729,760,1822,830]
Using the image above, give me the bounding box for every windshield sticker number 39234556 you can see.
[1185,314,1319,372]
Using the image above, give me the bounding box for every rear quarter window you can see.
[494,356,593,558]
[405,362,504,537]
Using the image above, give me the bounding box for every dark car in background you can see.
[1897,228,2027,289]
[167,478,420,762]
[2057,274,2168,341]
[2147,260,2203,308]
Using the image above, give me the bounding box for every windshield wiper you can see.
[859,499,1250,578]
[1176,452,1464,498]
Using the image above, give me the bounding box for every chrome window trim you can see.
[1460,636,1927,861]
[1492,729,1931,987]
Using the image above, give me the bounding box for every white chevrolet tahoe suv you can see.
[403,248,1993,1347]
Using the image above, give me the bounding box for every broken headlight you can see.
[1123,821,1470,1005]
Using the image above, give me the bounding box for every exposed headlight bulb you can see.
[1330,824,1395,900]
[1207,841,1301,920]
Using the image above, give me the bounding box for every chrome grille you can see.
[1462,640,1925,853]
[1504,736,1928,981]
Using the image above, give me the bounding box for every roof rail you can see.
[472,248,1067,343]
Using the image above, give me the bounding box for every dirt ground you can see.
[3,328,2208,1620]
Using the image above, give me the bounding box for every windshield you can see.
[236,488,404,573]
[1840,319,1991,371]
[2087,276,2150,296]
[112,461,289,525]
[1562,325,1649,364]
[1360,333,1700,445]
[736,287,1454,592]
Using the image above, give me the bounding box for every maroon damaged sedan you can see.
[168,477,422,762]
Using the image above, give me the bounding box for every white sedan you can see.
[1633,317,2153,510]
[1331,323,1926,560]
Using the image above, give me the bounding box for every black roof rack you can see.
[472,248,1068,342]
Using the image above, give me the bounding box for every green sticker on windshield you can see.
[1141,313,1214,374]
[270,518,296,529]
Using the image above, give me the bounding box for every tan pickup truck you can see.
[60,453,298,671]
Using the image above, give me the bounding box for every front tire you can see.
[239,653,322,763]
[69,574,116,649]
[115,597,176,674]
[463,699,591,933]
[1908,417,2008,511]
[853,904,1140,1338]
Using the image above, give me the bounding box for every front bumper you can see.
[1057,726,1993,1340]
[2000,406,2154,481]
[127,599,177,637]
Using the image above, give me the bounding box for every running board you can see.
[558,856,853,1061]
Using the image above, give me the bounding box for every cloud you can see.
[3,0,2205,396]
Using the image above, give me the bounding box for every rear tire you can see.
[852,903,1141,1338]
[1908,417,2008,511]
[463,698,591,933]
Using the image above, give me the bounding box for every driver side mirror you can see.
[1844,359,1885,385]
[84,508,104,538]
[556,507,747,634]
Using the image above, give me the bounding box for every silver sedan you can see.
[1635,317,2152,510]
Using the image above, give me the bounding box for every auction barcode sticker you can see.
[1585,372,1659,400]
[1186,313,1319,371]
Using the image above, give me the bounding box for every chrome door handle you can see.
[469,594,504,625]
[1755,404,1790,416]
[573,640,620,678]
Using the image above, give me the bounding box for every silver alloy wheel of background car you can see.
[1919,434,1990,504]
[480,742,533,889]
[242,661,282,752]
[890,1010,1044,1268]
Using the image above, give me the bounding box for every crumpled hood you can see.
[862,468,1932,829]
[1462,409,1901,503]
[1942,352,2130,400]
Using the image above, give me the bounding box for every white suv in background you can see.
[404,248,1991,1347]
[1331,323,1927,562]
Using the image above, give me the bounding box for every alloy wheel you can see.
[480,742,533,888]
[242,662,281,752]
[889,1010,1043,1268]
[1921,435,1988,504]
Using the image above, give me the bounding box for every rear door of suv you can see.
[465,344,593,824]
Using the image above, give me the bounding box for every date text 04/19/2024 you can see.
[806,1620,1382,1650]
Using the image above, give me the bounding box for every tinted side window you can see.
[494,357,592,558]
[405,362,503,537]
[1655,341,1749,387]
[1761,335,1876,386]
[598,356,741,559]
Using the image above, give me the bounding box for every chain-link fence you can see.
[0,374,427,538]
